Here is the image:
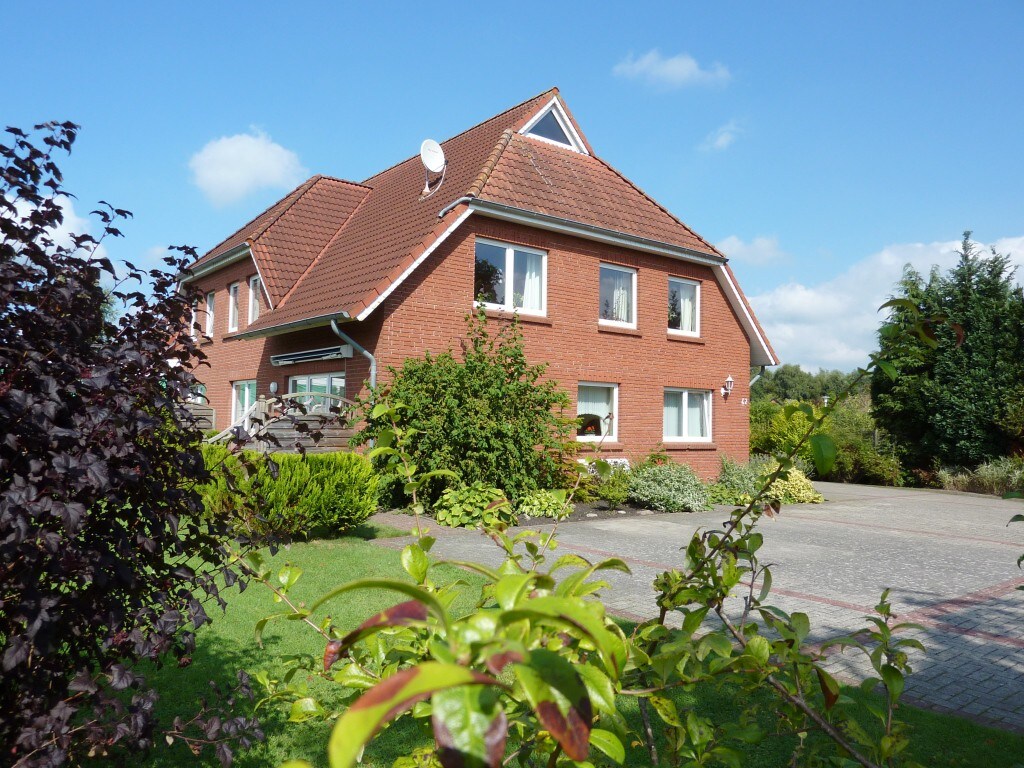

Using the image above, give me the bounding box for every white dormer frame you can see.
[519,97,590,155]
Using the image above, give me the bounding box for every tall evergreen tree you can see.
[872,233,1024,469]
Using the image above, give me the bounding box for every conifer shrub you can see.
[201,446,379,536]
[627,462,710,513]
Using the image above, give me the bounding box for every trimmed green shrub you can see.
[595,467,631,508]
[820,394,903,486]
[433,482,516,529]
[354,311,575,504]
[200,445,379,537]
[627,463,710,513]
[517,490,571,520]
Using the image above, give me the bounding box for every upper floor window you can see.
[599,264,636,328]
[204,291,215,337]
[668,277,699,336]
[474,239,546,315]
[248,275,261,324]
[227,282,240,332]
[664,388,711,442]
[519,99,588,154]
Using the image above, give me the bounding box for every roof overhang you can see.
[232,311,350,340]
[180,244,252,282]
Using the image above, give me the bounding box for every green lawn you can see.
[144,531,1024,768]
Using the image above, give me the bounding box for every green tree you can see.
[751,364,859,403]
[872,233,1024,469]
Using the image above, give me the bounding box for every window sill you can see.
[483,308,553,327]
[598,324,641,338]
[576,440,624,451]
[667,332,704,345]
[662,442,717,451]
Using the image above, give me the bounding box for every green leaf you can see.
[431,685,507,768]
[514,649,592,762]
[328,663,499,768]
[649,695,682,727]
[370,402,391,419]
[277,564,303,591]
[880,664,905,702]
[877,359,899,381]
[494,573,535,610]
[809,433,837,476]
[254,612,290,648]
[589,729,625,764]
[327,600,429,669]
[696,632,733,661]
[878,298,920,315]
[790,612,811,643]
[310,579,451,635]
[815,666,841,710]
[744,635,771,666]
[401,544,429,583]
[685,711,714,748]
[575,663,616,715]
[1008,512,1024,522]
[289,696,326,722]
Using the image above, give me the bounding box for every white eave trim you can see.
[181,244,252,281]
[355,208,474,321]
[713,264,778,367]
[518,96,590,155]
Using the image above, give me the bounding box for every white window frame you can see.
[231,380,256,425]
[518,97,589,155]
[189,301,198,339]
[248,275,261,324]
[576,381,619,443]
[288,372,346,412]
[204,291,215,337]
[663,388,713,443]
[227,283,240,332]
[668,277,700,337]
[598,263,637,329]
[473,237,547,317]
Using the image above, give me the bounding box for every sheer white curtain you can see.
[601,267,633,323]
[578,385,613,436]
[515,250,543,311]
[679,284,696,332]
[687,392,710,438]
[664,391,683,437]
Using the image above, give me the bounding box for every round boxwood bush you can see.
[627,463,710,513]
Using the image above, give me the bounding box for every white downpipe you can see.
[330,319,376,390]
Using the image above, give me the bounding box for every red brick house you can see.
[184,88,777,474]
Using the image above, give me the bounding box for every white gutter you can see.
[181,244,252,281]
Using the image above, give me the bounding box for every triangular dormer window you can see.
[520,98,589,154]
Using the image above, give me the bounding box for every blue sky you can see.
[8,2,1024,370]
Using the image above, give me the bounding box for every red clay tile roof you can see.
[189,175,368,306]
[191,88,774,363]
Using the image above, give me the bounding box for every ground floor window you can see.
[187,383,207,404]
[231,380,256,425]
[288,372,345,412]
[663,388,711,441]
[577,382,618,441]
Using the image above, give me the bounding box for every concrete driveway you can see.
[378,482,1024,731]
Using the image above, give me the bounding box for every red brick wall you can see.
[370,217,752,477]
[191,219,753,477]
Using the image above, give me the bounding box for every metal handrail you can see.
[205,400,260,443]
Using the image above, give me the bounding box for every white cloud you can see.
[613,50,731,88]
[718,235,786,266]
[700,120,740,151]
[749,236,1024,372]
[189,128,306,206]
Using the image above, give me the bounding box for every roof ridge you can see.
[273,185,373,309]
[589,154,723,257]
[467,130,515,198]
[360,87,558,186]
[316,174,372,190]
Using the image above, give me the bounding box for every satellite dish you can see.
[420,139,446,174]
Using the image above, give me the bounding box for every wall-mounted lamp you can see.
[721,375,734,398]
[269,381,279,395]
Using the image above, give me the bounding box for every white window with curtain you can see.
[473,238,546,315]
[231,380,256,425]
[663,388,712,442]
[248,275,261,324]
[668,277,699,336]
[204,291,215,337]
[577,382,618,441]
[227,282,240,332]
[288,372,345,412]
[599,264,636,328]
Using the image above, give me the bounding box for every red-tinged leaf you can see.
[514,650,593,761]
[485,649,525,675]
[324,640,343,672]
[432,685,508,768]
[815,666,840,710]
[329,664,499,768]
[326,600,429,669]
